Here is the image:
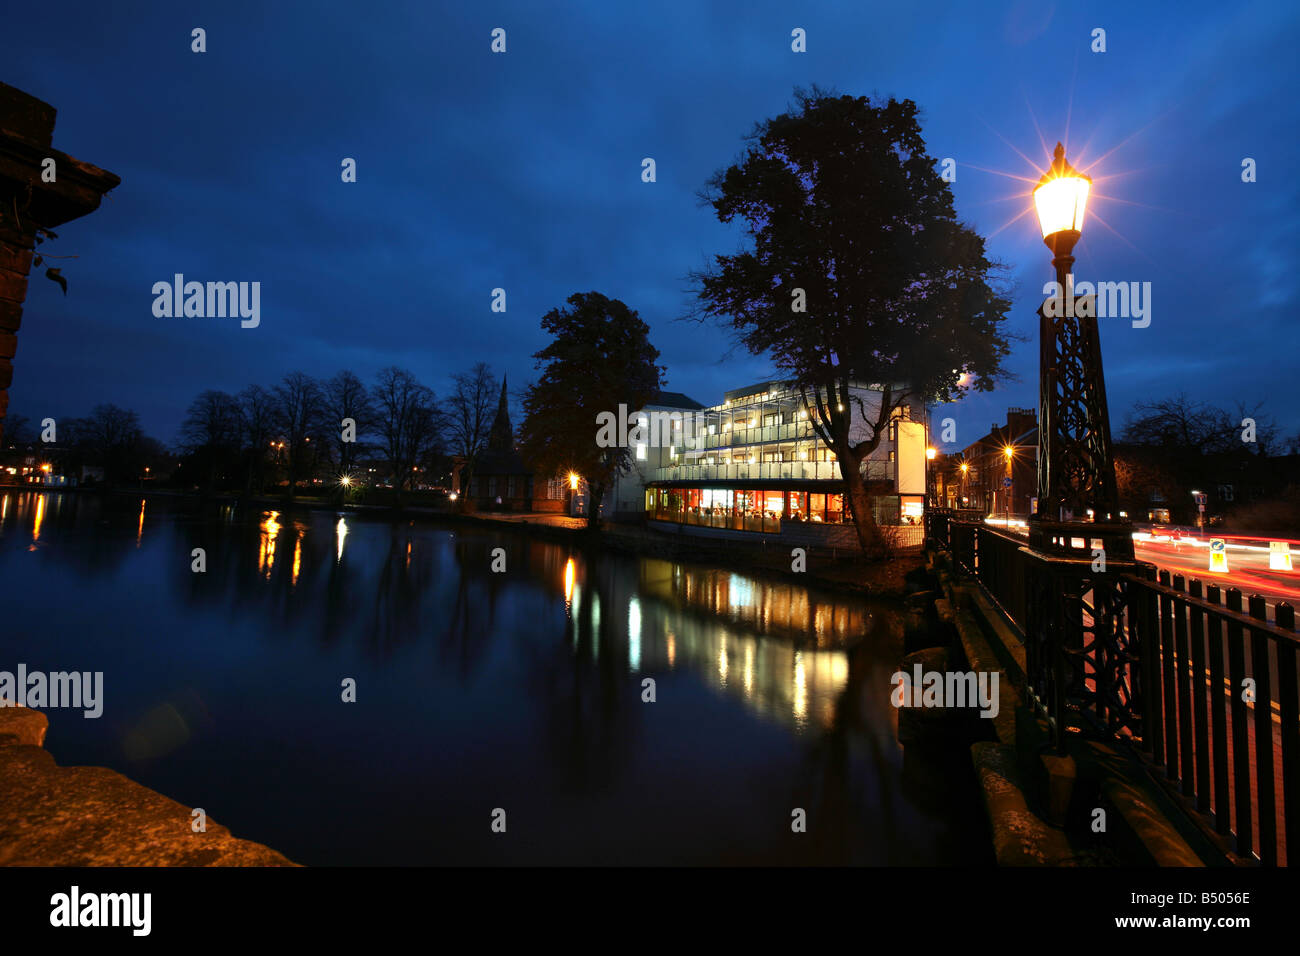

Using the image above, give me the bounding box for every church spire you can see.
[487,374,513,453]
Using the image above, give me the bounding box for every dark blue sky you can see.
[4,0,1297,451]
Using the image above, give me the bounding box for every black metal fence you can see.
[926,509,1300,865]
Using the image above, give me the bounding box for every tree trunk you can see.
[586,482,605,529]
[841,455,884,557]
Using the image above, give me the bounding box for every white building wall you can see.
[611,382,926,515]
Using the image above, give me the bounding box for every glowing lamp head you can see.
[1004,446,1014,460]
[568,472,579,491]
[960,462,969,474]
[1033,142,1090,255]
[925,447,937,461]
[340,475,352,487]
[40,463,51,473]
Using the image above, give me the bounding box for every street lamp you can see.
[1003,445,1014,523]
[1034,143,1091,277]
[1021,139,1136,755]
[925,446,937,509]
[1028,142,1127,545]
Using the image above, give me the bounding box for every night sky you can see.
[3,0,1297,450]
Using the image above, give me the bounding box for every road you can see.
[980,518,1299,618]
[1132,533,1300,615]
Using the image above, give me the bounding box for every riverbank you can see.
[4,484,923,599]
[0,705,295,866]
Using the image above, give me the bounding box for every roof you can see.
[648,390,705,410]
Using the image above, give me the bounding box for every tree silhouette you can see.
[694,89,1011,555]
[519,292,663,528]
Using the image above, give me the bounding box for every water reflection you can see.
[31,493,45,548]
[0,491,983,865]
[258,510,281,576]
[554,553,861,733]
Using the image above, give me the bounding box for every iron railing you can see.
[926,509,1300,865]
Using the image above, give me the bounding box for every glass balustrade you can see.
[649,460,893,483]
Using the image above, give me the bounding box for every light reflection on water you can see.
[0,491,985,865]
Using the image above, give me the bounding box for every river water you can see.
[0,490,988,865]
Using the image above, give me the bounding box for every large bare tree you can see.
[272,371,324,498]
[237,384,277,493]
[178,390,242,489]
[370,366,443,504]
[445,362,499,502]
[323,370,376,482]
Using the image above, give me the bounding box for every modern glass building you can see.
[613,380,927,539]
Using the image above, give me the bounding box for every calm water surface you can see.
[0,490,987,865]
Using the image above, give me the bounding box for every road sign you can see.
[1003,477,1012,488]
[1270,541,1294,572]
[1209,538,1229,573]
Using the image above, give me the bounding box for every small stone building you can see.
[468,377,565,512]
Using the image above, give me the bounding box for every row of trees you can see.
[1115,394,1297,530]
[1,405,164,485]
[2,364,512,505]
[175,365,510,501]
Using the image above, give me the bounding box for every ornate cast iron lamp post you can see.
[1025,143,1144,750]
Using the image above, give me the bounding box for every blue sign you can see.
[1003,477,1012,488]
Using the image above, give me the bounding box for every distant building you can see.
[611,379,927,545]
[468,377,565,512]
[944,407,1038,518]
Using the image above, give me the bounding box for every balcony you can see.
[691,421,818,450]
[650,460,894,484]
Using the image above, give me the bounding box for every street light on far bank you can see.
[925,447,936,508]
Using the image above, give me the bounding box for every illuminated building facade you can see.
[613,380,927,538]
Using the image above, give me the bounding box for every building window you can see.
[636,443,647,460]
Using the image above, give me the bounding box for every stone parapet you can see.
[0,705,297,866]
